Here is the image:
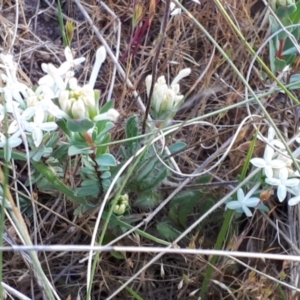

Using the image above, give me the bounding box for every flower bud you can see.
[113,194,129,215]
[146,69,191,120]
[71,99,86,118]
[59,90,72,112]
[93,108,120,122]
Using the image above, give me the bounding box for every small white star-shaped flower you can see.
[266,167,299,202]
[25,107,58,147]
[226,187,260,217]
[250,145,286,178]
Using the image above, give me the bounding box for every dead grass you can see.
[1,0,299,299]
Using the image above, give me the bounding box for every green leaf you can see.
[100,171,111,179]
[289,73,300,89]
[75,184,101,197]
[45,132,59,148]
[134,190,160,208]
[95,153,116,166]
[99,100,114,113]
[68,145,93,156]
[95,122,114,143]
[125,115,140,155]
[52,144,69,161]
[56,118,71,136]
[120,281,144,300]
[135,156,157,182]
[66,118,94,133]
[196,174,212,184]
[168,142,187,155]
[168,191,202,227]
[139,168,168,191]
[290,1,300,24]
[102,179,112,191]
[111,251,126,260]
[31,146,53,161]
[95,133,111,156]
[32,161,93,207]
[156,222,180,240]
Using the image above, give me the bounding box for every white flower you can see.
[8,106,35,134]
[93,108,120,122]
[59,47,85,74]
[288,194,300,206]
[40,99,68,119]
[265,167,299,202]
[146,68,191,118]
[250,145,286,178]
[170,2,181,16]
[258,127,285,150]
[226,186,260,217]
[25,107,58,147]
[0,131,22,161]
[38,63,66,92]
[88,46,106,89]
[58,79,96,119]
[0,73,27,106]
[286,177,300,205]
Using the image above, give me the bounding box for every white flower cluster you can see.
[145,68,191,120]
[0,47,119,160]
[226,127,300,217]
[251,127,300,206]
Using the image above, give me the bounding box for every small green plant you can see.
[268,0,300,74]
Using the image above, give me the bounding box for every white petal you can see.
[245,197,260,207]
[250,157,267,168]
[34,107,45,125]
[171,68,191,86]
[277,184,287,202]
[22,107,35,120]
[272,140,285,149]
[88,46,106,88]
[288,196,300,206]
[237,188,245,201]
[71,100,86,118]
[38,75,54,87]
[40,122,58,131]
[64,47,73,62]
[289,185,300,196]
[32,128,43,147]
[145,75,152,97]
[170,7,181,16]
[265,177,280,186]
[269,159,286,169]
[157,76,166,85]
[285,178,299,187]
[41,63,48,73]
[278,167,288,180]
[264,166,274,178]
[69,78,78,90]
[8,136,22,148]
[73,57,85,66]
[58,61,71,75]
[267,127,276,140]
[264,145,274,162]
[8,121,19,134]
[226,201,242,210]
[242,206,253,217]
